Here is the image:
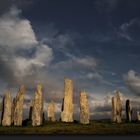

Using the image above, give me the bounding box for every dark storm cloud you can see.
[0,55,16,85]
[93,105,111,112]
[94,0,119,14]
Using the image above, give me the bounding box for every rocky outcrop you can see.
[80,91,90,124]
[1,91,12,126]
[47,101,55,122]
[61,78,73,122]
[13,85,25,126]
[126,99,132,122]
[112,91,122,123]
[31,84,43,126]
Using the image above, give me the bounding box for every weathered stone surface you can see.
[61,78,73,122]
[126,99,132,122]
[47,101,55,122]
[31,84,43,126]
[13,85,25,126]
[80,91,90,124]
[0,101,3,125]
[11,98,16,125]
[1,91,12,126]
[137,111,140,121]
[112,91,122,123]
[112,96,117,122]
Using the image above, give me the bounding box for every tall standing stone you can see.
[126,99,132,122]
[61,78,73,122]
[80,91,90,124]
[13,85,25,126]
[0,98,4,125]
[11,98,16,125]
[137,111,140,121]
[29,100,33,121]
[112,96,117,122]
[1,91,12,126]
[0,101,2,125]
[31,84,43,126]
[47,101,55,122]
[112,91,122,123]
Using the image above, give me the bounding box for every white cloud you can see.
[86,72,103,80]
[13,44,53,78]
[52,56,98,71]
[74,57,97,68]
[118,18,140,41]
[0,6,37,49]
[0,6,53,83]
[123,70,140,95]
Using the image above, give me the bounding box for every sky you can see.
[0,0,140,120]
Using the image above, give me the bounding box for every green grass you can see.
[0,120,140,135]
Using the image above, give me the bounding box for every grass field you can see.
[0,120,140,135]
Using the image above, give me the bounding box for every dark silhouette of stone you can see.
[137,111,140,121]
[29,100,33,121]
[126,99,132,122]
[11,98,16,125]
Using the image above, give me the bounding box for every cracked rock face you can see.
[112,91,122,123]
[1,91,12,126]
[47,101,55,122]
[126,99,132,122]
[32,84,43,126]
[61,78,73,122]
[80,91,90,124]
[13,85,25,126]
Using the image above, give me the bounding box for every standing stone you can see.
[29,100,33,121]
[11,98,16,125]
[126,99,132,122]
[42,112,45,123]
[0,101,2,125]
[1,91,12,126]
[31,84,43,126]
[80,91,90,124]
[13,85,25,126]
[137,111,140,121]
[0,98,4,125]
[61,78,73,122]
[112,96,117,122]
[112,91,122,123]
[47,101,55,122]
